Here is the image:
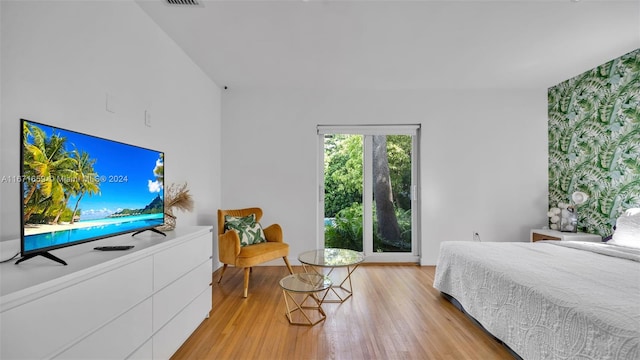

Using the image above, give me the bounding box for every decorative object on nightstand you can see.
[547,207,561,230]
[547,191,589,232]
[559,206,578,232]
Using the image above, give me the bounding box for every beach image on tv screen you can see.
[21,120,164,252]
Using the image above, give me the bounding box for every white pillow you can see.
[608,210,640,249]
[623,208,640,216]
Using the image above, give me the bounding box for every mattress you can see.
[433,241,640,360]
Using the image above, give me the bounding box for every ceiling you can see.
[137,0,640,90]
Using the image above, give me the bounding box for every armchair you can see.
[217,207,294,297]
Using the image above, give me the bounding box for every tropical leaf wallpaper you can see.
[548,48,640,237]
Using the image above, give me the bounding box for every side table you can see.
[298,248,365,303]
[530,229,602,242]
[279,273,332,326]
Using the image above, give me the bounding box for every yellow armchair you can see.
[217,207,294,297]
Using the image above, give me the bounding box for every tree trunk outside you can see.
[372,135,401,243]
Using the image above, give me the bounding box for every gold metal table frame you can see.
[298,248,365,303]
[279,273,332,326]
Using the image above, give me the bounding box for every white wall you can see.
[0,1,549,268]
[221,88,549,265]
[0,1,221,243]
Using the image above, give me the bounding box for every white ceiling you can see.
[137,0,640,90]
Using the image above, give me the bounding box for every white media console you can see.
[0,226,213,359]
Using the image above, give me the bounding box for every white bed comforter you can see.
[433,241,640,360]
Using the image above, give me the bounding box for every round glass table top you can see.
[279,273,332,293]
[298,248,365,267]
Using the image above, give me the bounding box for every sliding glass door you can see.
[318,126,419,262]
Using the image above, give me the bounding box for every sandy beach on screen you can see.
[24,221,109,236]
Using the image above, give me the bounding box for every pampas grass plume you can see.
[164,182,194,213]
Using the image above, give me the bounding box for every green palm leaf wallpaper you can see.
[548,48,640,237]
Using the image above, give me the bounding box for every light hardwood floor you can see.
[171,265,515,360]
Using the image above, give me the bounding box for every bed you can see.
[433,240,640,360]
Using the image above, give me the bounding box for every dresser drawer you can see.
[153,287,211,359]
[1,257,153,359]
[153,260,212,333]
[55,298,152,359]
[154,232,212,291]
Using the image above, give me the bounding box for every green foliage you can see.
[386,135,412,210]
[323,132,414,251]
[325,203,412,252]
[374,207,412,252]
[548,49,640,235]
[323,134,412,217]
[324,135,363,217]
[324,203,363,251]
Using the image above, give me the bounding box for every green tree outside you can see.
[324,134,412,252]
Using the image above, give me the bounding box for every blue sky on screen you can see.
[25,121,163,220]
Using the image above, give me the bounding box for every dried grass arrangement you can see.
[157,182,194,231]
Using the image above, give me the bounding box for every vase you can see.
[157,209,176,231]
[559,206,578,233]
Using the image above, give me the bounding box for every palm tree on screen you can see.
[23,124,77,222]
[69,149,100,224]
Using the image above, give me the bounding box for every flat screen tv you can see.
[18,119,165,265]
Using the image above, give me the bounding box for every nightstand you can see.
[530,229,602,242]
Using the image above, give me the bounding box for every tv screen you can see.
[19,119,164,264]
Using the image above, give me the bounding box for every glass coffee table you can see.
[298,248,365,303]
[279,273,332,326]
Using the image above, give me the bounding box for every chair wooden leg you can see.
[218,264,228,283]
[283,256,294,274]
[243,267,251,298]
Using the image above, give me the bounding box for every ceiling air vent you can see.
[165,0,201,6]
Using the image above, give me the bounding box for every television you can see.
[18,119,165,265]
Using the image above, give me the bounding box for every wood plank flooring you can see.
[171,265,514,360]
